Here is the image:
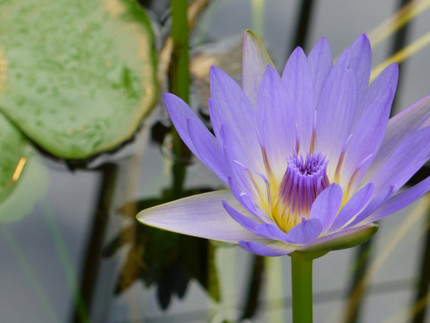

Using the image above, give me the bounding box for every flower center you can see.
[272,152,329,232]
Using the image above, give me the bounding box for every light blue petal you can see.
[358,63,398,120]
[309,184,343,233]
[137,191,260,243]
[348,34,372,110]
[187,118,230,183]
[347,186,394,227]
[242,30,274,107]
[163,93,200,156]
[220,125,261,198]
[307,37,332,103]
[223,201,287,241]
[366,92,430,178]
[370,176,430,222]
[228,176,271,223]
[257,65,294,176]
[329,183,374,233]
[342,89,393,186]
[285,218,323,245]
[316,50,357,177]
[282,47,315,152]
[209,67,262,170]
[370,127,430,194]
[239,240,294,256]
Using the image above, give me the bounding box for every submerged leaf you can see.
[106,187,220,309]
[0,0,157,159]
[0,114,47,222]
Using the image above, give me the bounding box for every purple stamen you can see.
[273,153,329,230]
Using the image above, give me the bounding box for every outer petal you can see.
[307,37,332,103]
[309,184,343,233]
[137,191,260,243]
[369,127,430,194]
[257,65,294,176]
[242,30,274,107]
[366,93,430,178]
[239,240,294,256]
[369,176,430,222]
[282,47,315,152]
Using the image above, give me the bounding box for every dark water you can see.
[2,0,430,322]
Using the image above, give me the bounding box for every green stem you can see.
[291,255,313,323]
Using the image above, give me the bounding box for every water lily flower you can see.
[138,30,430,257]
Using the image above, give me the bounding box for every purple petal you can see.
[209,67,261,170]
[369,127,430,194]
[282,47,315,152]
[239,240,294,256]
[285,218,323,245]
[347,186,394,227]
[228,176,271,223]
[242,30,274,107]
[342,89,393,184]
[309,184,343,233]
[163,93,203,157]
[187,118,230,183]
[348,34,372,111]
[221,125,263,198]
[358,63,398,118]
[257,65,295,175]
[307,37,332,102]
[137,191,260,243]
[223,201,287,241]
[316,50,357,176]
[370,176,430,222]
[329,183,374,233]
[367,93,430,177]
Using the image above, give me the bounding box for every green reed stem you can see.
[1,226,60,323]
[291,255,313,323]
[42,201,89,323]
[169,0,189,104]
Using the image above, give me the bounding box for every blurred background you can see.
[1,0,430,322]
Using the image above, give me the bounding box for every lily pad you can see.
[0,0,157,159]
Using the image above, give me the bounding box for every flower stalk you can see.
[291,255,313,323]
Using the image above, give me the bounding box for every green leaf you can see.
[0,0,157,159]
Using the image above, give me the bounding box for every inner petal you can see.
[272,152,330,232]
